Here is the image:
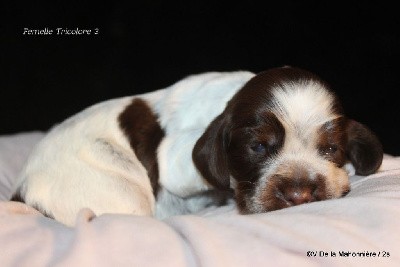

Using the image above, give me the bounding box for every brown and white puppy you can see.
[11,67,383,225]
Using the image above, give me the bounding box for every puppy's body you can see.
[13,71,253,225]
[12,68,383,226]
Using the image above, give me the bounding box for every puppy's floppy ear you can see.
[345,119,383,175]
[192,113,231,190]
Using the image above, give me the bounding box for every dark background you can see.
[2,2,399,155]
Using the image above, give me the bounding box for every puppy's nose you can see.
[282,187,313,206]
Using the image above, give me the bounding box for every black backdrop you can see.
[2,2,399,155]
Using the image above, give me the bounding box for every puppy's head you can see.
[193,67,383,213]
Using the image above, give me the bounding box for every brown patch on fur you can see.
[317,117,347,167]
[227,112,285,183]
[119,98,165,196]
[345,119,383,175]
[235,180,257,213]
[192,113,231,190]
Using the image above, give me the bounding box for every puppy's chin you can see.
[234,171,351,214]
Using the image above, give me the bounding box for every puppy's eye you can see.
[251,143,266,153]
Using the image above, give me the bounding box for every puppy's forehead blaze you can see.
[230,71,341,136]
[272,81,339,125]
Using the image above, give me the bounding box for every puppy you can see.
[11,67,383,225]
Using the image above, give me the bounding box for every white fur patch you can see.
[270,80,339,132]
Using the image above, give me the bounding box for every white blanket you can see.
[1,132,399,266]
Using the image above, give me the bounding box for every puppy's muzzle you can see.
[271,173,328,208]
